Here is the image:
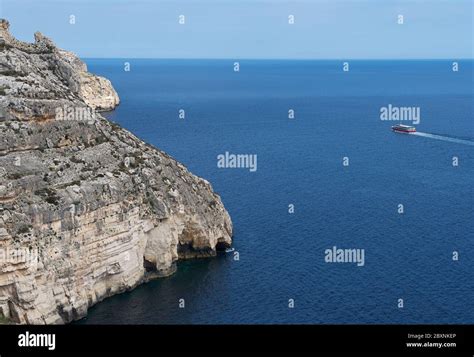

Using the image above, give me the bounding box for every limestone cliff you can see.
[0,19,232,324]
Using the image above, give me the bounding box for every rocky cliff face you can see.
[0,19,232,324]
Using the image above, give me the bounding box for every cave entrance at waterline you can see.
[143,258,157,272]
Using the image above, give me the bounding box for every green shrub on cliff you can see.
[0,313,10,324]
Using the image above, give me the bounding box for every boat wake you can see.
[411,132,474,146]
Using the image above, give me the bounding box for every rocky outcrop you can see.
[0,19,119,112]
[55,48,119,111]
[0,19,232,324]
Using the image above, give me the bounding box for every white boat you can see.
[392,124,416,134]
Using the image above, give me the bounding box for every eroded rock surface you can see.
[0,19,232,324]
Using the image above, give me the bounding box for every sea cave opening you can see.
[143,258,157,272]
[215,241,229,252]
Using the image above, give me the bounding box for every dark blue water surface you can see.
[78,59,473,324]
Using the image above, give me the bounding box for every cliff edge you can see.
[0,19,232,324]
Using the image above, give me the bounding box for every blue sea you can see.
[78,59,473,324]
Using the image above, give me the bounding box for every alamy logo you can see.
[324,246,365,267]
[0,247,38,267]
[217,152,257,172]
[18,332,55,350]
[55,105,97,122]
[380,104,420,124]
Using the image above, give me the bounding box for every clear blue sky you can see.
[1,0,472,59]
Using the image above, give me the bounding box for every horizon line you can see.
[82,57,474,61]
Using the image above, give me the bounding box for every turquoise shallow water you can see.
[77,60,474,324]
